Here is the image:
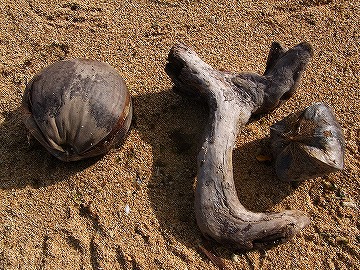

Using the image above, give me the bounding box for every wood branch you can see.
[165,42,313,250]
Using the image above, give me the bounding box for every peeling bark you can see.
[165,42,313,249]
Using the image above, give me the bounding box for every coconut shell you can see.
[22,59,132,161]
[270,102,345,182]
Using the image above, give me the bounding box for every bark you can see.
[165,42,313,249]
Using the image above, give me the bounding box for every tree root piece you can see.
[165,42,313,249]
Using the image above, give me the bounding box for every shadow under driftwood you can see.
[0,107,100,190]
[132,89,206,249]
[133,89,297,252]
[232,138,296,213]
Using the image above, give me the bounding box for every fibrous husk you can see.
[270,102,345,182]
[22,59,132,162]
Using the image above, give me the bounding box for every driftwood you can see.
[270,102,345,182]
[165,42,313,249]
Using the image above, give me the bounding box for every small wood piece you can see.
[165,42,313,249]
[270,102,345,182]
[198,245,228,270]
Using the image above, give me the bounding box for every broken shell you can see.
[270,102,344,182]
[22,59,132,161]
[124,204,130,215]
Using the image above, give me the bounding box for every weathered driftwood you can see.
[165,42,313,249]
[270,102,345,182]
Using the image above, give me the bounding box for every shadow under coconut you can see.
[0,107,100,190]
[133,89,298,253]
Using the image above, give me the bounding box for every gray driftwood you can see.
[165,42,313,249]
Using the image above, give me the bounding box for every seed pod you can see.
[270,102,345,182]
[22,59,132,161]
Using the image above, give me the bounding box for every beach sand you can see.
[0,0,359,269]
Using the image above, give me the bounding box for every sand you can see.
[0,0,359,269]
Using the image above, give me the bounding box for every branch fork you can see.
[165,42,313,249]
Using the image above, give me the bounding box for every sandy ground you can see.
[0,0,359,269]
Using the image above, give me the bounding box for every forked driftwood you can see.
[165,42,313,249]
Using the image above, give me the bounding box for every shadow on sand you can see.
[133,89,297,253]
[0,89,297,254]
[0,107,101,190]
